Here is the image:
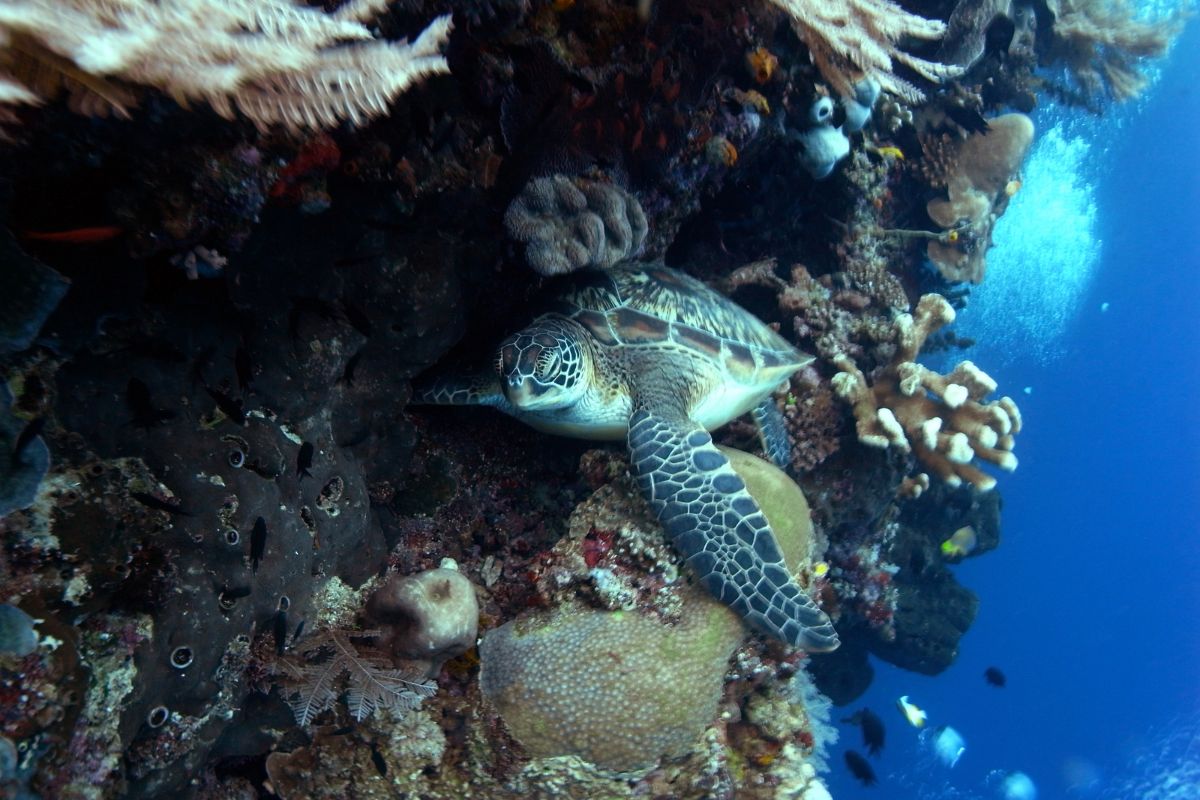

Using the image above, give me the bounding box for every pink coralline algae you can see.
[826,521,900,641]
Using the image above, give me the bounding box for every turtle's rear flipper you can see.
[410,371,505,407]
[627,403,839,652]
[752,396,791,471]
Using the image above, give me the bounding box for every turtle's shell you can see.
[550,263,810,380]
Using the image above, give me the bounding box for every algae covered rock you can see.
[479,588,743,772]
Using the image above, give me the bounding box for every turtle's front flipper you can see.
[752,396,791,471]
[627,402,839,651]
[411,371,507,408]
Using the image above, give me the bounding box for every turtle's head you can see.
[496,319,589,411]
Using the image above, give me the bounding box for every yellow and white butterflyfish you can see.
[896,695,927,728]
[940,526,978,559]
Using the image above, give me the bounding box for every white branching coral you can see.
[766,0,962,102]
[832,294,1021,491]
[0,0,452,131]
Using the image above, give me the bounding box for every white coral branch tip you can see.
[942,383,968,408]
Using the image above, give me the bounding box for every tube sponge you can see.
[798,124,851,180]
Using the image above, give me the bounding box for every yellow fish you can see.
[897,695,927,728]
[941,526,978,559]
[869,144,905,160]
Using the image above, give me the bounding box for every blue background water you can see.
[822,18,1200,800]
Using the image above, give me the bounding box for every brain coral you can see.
[479,448,824,773]
[479,588,743,772]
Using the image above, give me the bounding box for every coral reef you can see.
[0,383,48,517]
[939,0,1038,71]
[0,603,37,657]
[0,229,68,355]
[0,0,1182,794]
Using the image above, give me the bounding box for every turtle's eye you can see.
[535,349,558,379]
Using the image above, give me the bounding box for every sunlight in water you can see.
[954,119,1101,365]
[1100,714,1200,799]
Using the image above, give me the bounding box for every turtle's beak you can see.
[502,375,537,407]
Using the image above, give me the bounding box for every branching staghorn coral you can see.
[831,293,1021,491]
[0,0,452,131]
[767,0,963,102]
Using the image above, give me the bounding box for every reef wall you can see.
[0,0,1181,797]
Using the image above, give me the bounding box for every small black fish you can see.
[292,619,306,644]
[340,349,364,387]
[297,442,314,480]
[985,666,1007,687]
[244,458,280,481]
[946,105,990,136]
[205,386,246,425]
[340,300,373,338]
[130,491,192,516]
[250,516,267,573]
[370,743,387,777]
[11,417,45,465]
[127,378,176,428]
[234,345,253,392]
[220,585,252,600]
[844,750,878,787]
[273,608,288,655]
[843,708,886,757]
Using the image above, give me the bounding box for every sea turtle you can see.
[414,263,839,651]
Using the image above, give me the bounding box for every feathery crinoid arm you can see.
[767,0,961,102]
[209,13,453,132]
[0,1,452,130]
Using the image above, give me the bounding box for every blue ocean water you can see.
[824,18,1200,800]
